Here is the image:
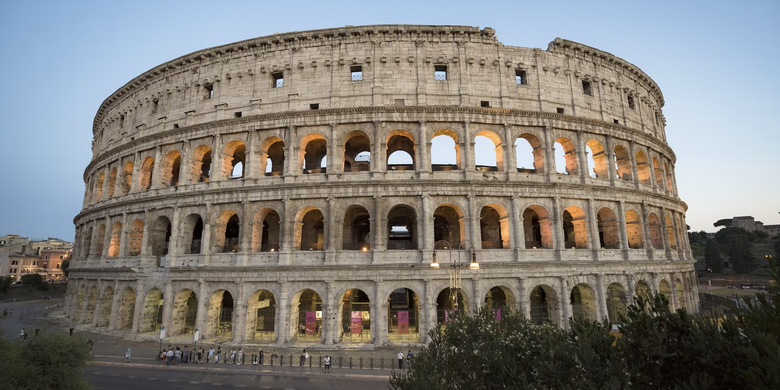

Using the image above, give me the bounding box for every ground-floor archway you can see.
[530,285,559,325]
[84,286,98,324]
[387,288,419,343]
[117,288,136,330]
[98,286,114,327]
[338,289,370,342]
[436,287,468,325]
[74,285,85,322]
[606,283,628,324]
[675,280,685,311]
[207,290,234,339]
[246,289,276,342]
[140,288,164,333]
[292,289,322,342]
[658,280,673,311]
[171,289,197,336]
[570,284,597,321]
[484,286,515,319]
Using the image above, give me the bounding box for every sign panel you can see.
[398,310,409,334]
[350,311,362,335]
[193,328,199,342]
[305,311,316,334]
[257,299,270,309]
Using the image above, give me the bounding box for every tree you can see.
[715,227,756,245]
[705,240,724,273]
[714,218,732,228]
[726,235,757,274]
[0,275,12,295]
[0,330,93,390]
[774,239,780,257]
[20,273,44,286]
[62,259,70,277]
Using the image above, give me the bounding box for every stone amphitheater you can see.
[66,25,697,348]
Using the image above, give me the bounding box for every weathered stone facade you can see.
[66,25,696,347]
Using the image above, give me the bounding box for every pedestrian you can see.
[215,347,221,363]
[237,348,243,365]
[406,350,413,368]
[196,347,202,364]
[174,347,181,365]
[160,349,167,365]
[229,348,236,364]
[35,328,41,337]
[397,351,404,369]
[20,328,25,341]
[183,345,189,363]
[125,346,132,363]
[300,349,307,366]
[208,347,215,363]
[3,309,7,317]
[69,328,73,336]
[166,348,174,366]
[258,349,264,365]
[87,339,93,352]
[324,355,331,373]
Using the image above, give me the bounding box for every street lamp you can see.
[431,239,479,312]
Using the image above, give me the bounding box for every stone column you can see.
[504,124,516,181]
[279,199,292,266]
[240,201,250,266]
[669,273,679,312]
[180,141,191,185]
[169,207,181,265]
[511,196,524,256]
[424,279,437,344]
[91,281,103,327]
[559,277,570,329]
[370,280,381,344]
[117,214,128,258]
[370,121,380,174]
[195,279,208,339]
[605,135,616,187]
[233,282,246,343]
[131,279,145,333]
[518,277,529,318]
[661,208,673,259]
[202,203,212,266]
[211,134,223,182]
[100,166,111,202]
[284,126,297,180]
[130,152,141,193]
[327,123,339,177]
[140,210,151,258]
[626,274,636,306]
[325,196,337,265]
[629,140,640,190]
[551,197,563,260]
[542,126,554,183]
[576,130,588,184]
[650,272,659,295]
[245,131,258,179]
[151,146,163,189]
[161,282,174,332]
[640,201,654,259]
[324,281,336,345]
[468,194,480,250]
[595,274,607,321]
[617,201,630,258]
[587,198,600,257]
[419,121,431,176]
[276,282,290,344]
[372,195,384,264]
[462,121,475,180]
[109,280,122,330]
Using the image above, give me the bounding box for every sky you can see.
[0,0,777,241]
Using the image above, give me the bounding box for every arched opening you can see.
[480,205,510,249]
[149,217,171,261]
[554,137,577,175]
[474,131,503,172]
[296,208,324,251]
[387,205,417,250]
[246,290,276,342]
[98,286,114,327]
[74,285,85,322]
[83,227,93,258]
[664,163,674,192]
[214,211,240,253]
[436,288,468,325]
[563,206,589,249]
[107,168,117,198]
[570,284,597,321]
[665,215,678,249]
[171,289,197,336]
[387,131,416,171]
[127,219,143,256]
[140,288,163,333]
[95,224,106,256]
[658,280,673,311]
[343,206,371,250]
[222,141,246,179]
[614,145,632,181]
[387,288,420,343]
[515,134,543,173]
[292,289,322,342]
[108,222,122,257]
[597,207,620,249]
[207,290,234,339]
[180,214,203,254]
[606,283,628,324]
[190,145,212,183]
[675,280,685,310]
[430,131,459,171]
[300,134,327,174]
[652,156,663,188]
[84,286,98,324]
[530,285,559,325]
[484,286,516,317]
[434,204,464,249]
[586,140,607,179]
[636,150,651,185]
[523,206,553,249]
[138,157,154,190]
[635,281,651,300]
[625,210,644,249]
[94,172,104,202]
[260,138,285,177]
[121,161,133,195]
[251,209,280,252]
[117,287,136,330]
[339,289,371,342]
[648,213,663,249]
[343,131,371,172]
[160,150,182,187]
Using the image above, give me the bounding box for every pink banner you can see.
[495,308,502,321]
[398,311,409,334]
[305,311,316,334]
[350,311,362,334]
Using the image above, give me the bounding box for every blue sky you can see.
[0,0,777,241]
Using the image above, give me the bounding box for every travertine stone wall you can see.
[67,25,695,348]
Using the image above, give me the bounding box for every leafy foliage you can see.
[20,273,44,286]
[725,235,757,274]
[713,218,732,228]
[0,330,93,390]
[0,275,12,295]
[705,240,724,273]
[61,259,70,277]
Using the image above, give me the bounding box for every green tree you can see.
[714,218,733,228]
[726,235,757,274]
[0,275,12,295]
[774,240,780,256]
[20,273,44,286]
[705,240,724,273]
[715,227,756,245]
[0,330,93,390]
[62,259,70,277]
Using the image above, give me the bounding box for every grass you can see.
[0,283,67,301]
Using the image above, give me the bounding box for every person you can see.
[229,348,236,364]
[324,355,331,373]
[160,349,167,365]
[35,328,41,337]
[215,347,221,363]
[3,309,7,317]
[300,349,307,366]
[87,339,93,352]
[195,347,202,364]
[125,346,132,363]
[183,346,189,363]
[397,351,404,369]
[174,347,181,365]
[166,348,174,366]
[20,328,25,341]
[237,348,243,365]
[406,350,413,368]
[271,350,279,365]
[69,328,73,336]
[208,347,215,363]
[259,349,264,365]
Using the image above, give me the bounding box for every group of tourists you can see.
[397,350,413,369]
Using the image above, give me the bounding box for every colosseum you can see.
[66,25,697,347]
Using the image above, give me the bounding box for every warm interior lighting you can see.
[469,251,479,270]
[430,252,440,269]
[362,247,368,252]
[270,248,275,252]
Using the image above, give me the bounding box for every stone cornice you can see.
[84,105,676,179]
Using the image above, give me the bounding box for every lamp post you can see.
[430,239,479,312]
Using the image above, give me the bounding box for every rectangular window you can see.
[151,98,159,114]
[481,101,490,108]
[234,112,242,118]
[272,72,284,88]
[204,84,214,99]
[434,65,448,81]
[582,80,592,96]
[350,66,363,81]
[59,255,64,259]
[556,107,565,114]
[11,260,17,265]
[628,95,635,109]
[45,255,49,259]
[119,114,125,127]
[310,103,320,110]
[614,119,620,124]
[655,112,660,125]
[516,70,527,85]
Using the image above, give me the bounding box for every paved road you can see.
[87,364,388,390]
